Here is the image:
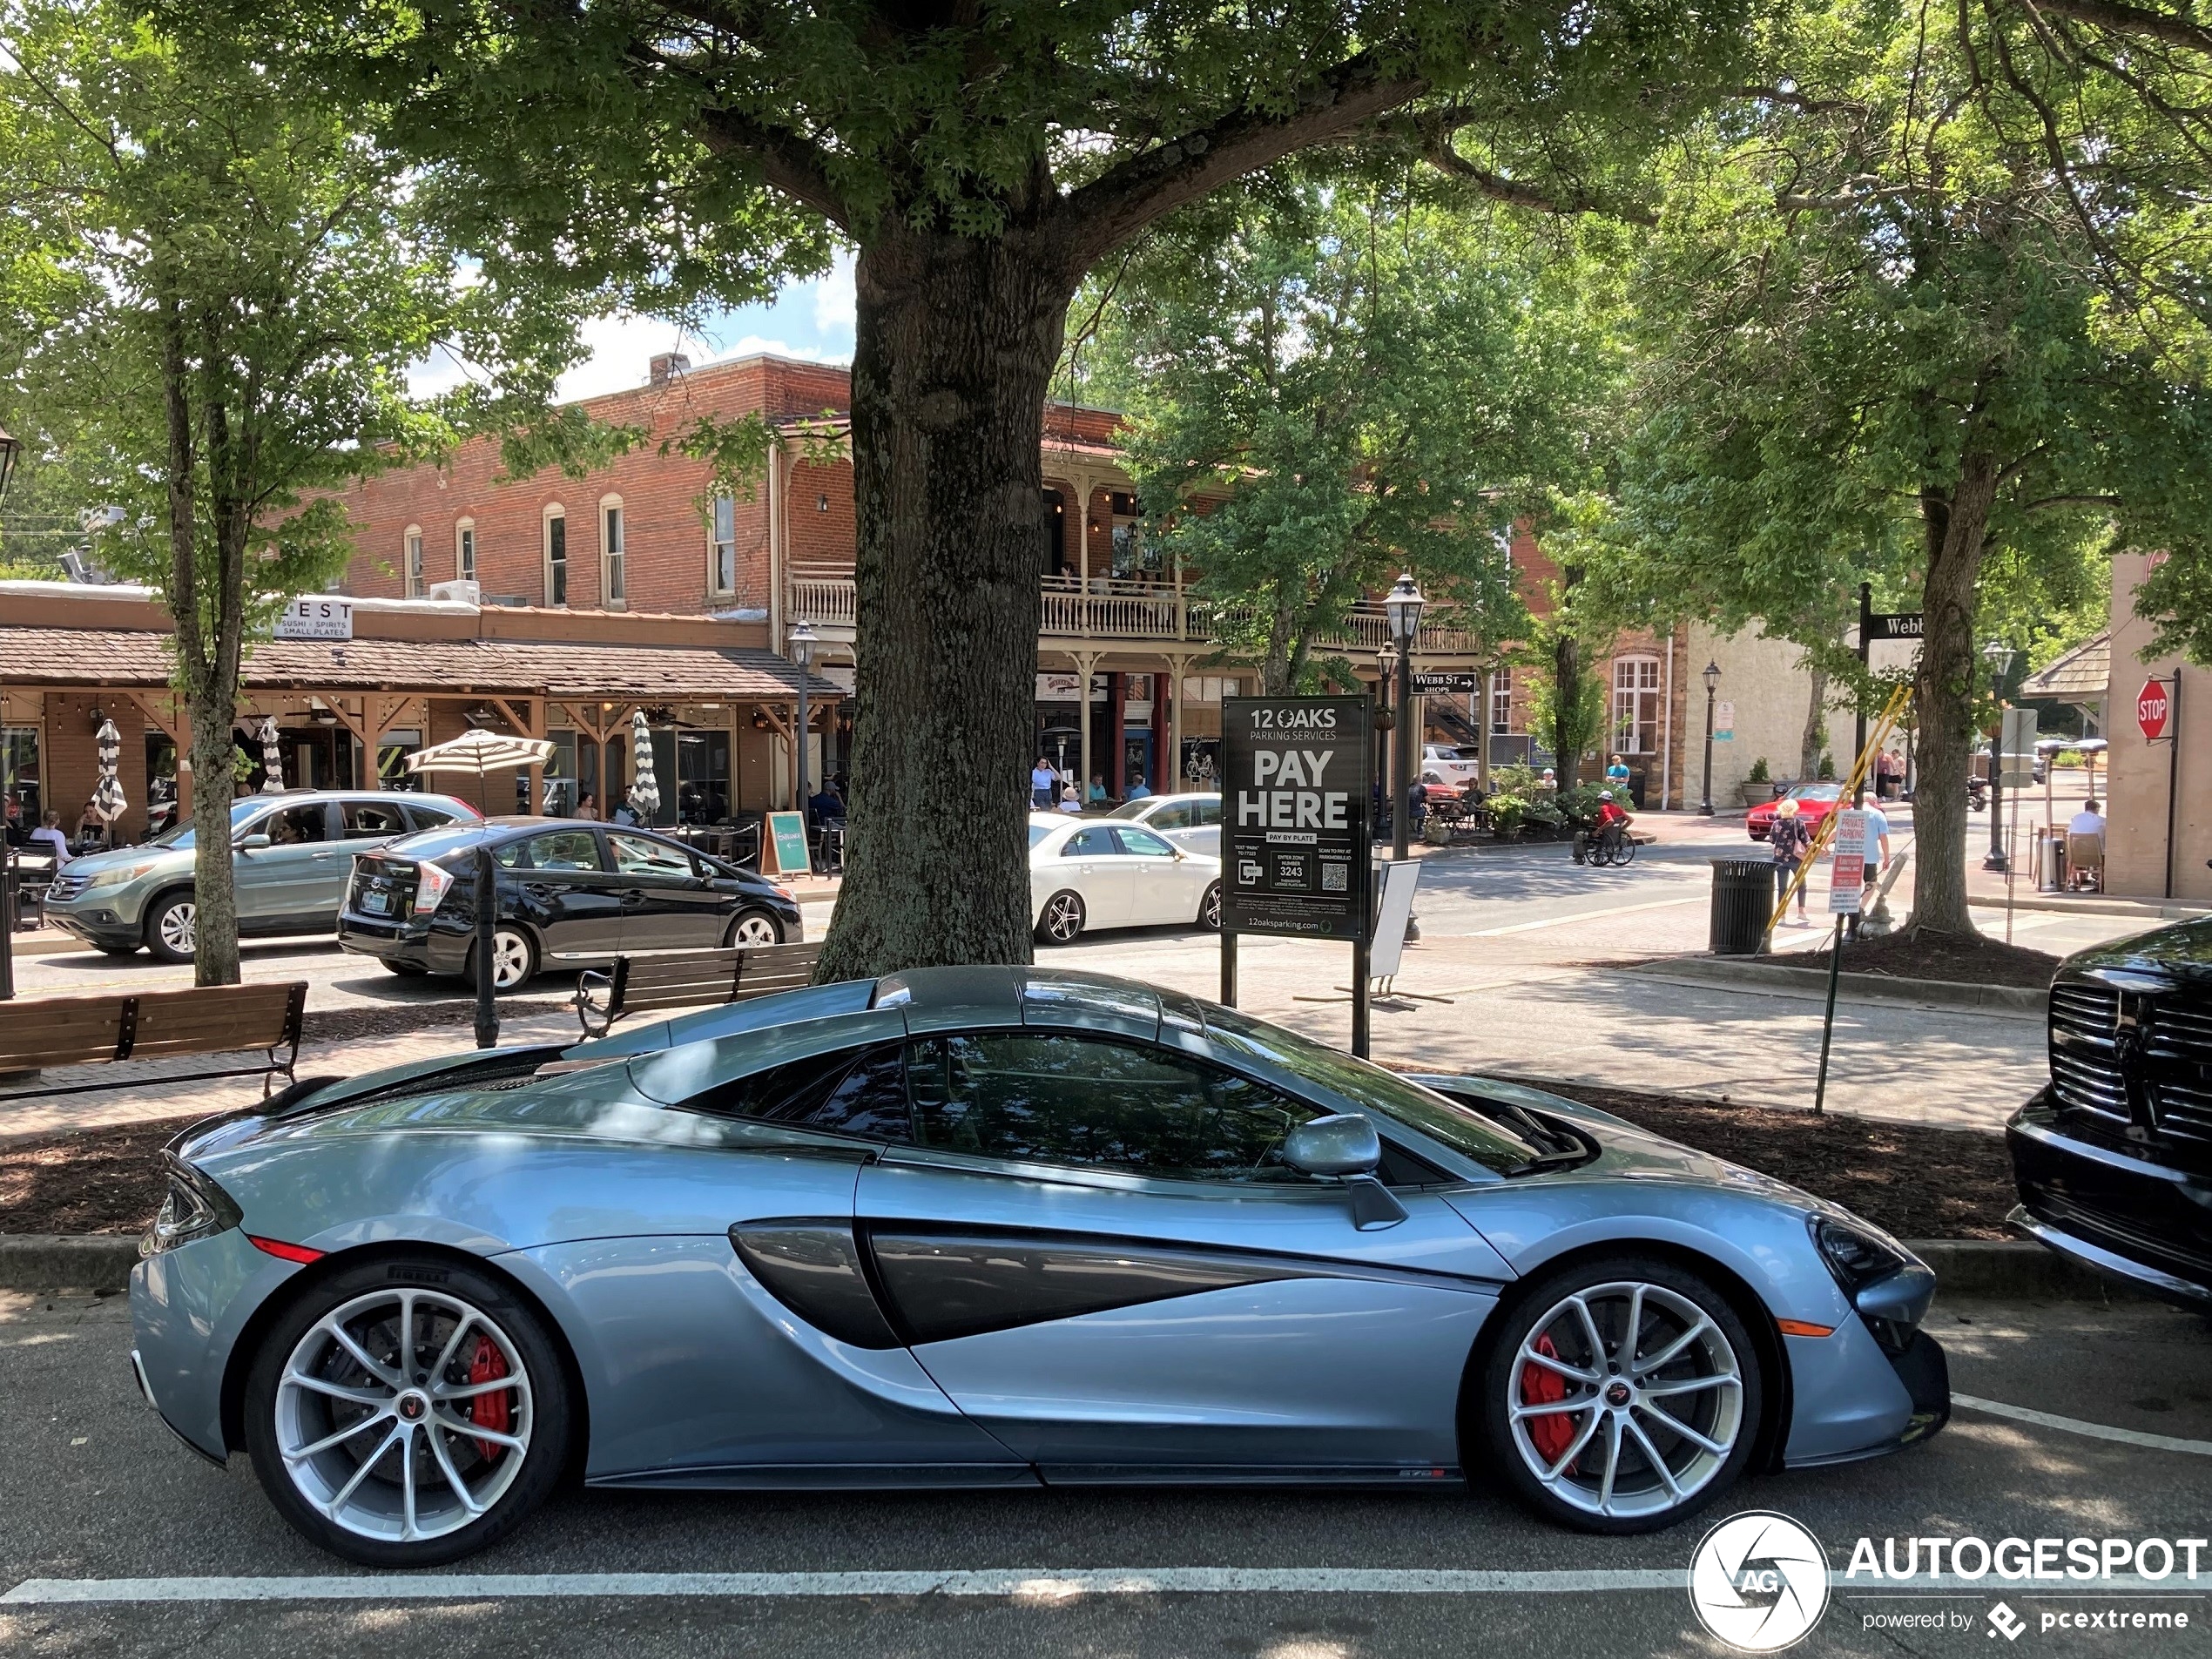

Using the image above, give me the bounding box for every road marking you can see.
[0,1568,1689,1605]
[1462,895,1708,939]
[1953,1393,2212,1456]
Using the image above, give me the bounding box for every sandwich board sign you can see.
[765,810,812,877]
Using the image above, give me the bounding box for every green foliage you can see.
[1817,750,1836,782]
[1747,755,1770,784]
[1487,793,1529,833]
[1522,616,1608,779]
[1089,182,1619,693]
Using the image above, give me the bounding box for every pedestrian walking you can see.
[1845,790,1892,941]
[1770,798,1812,926]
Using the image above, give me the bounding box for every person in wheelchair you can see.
[1572,790,1633,864]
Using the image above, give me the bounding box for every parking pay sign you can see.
[1222,696,1372,940]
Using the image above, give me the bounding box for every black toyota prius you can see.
[337,818,803,990]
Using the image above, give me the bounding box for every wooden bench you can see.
[0,981,307,1102]
[576,943,824,1039]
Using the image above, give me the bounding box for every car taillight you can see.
[141,1155,242,1257]
[415,861,455,914]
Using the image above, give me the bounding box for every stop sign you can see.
[2139,676,2172,740]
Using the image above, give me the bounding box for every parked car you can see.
[338,818,802,990]
[1108,790,1223,855]
[1421,743,1483,788]
[1744,783,1843,843]
[1030,813,1221,944]
[128,966,1949,1565]
[2007,921,2212,1309]
[41,791,480,962]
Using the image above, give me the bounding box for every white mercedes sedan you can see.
[1029,813,1223,944]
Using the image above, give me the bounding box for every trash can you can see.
[2039,828,2064,893]
[1710,858,1772,956]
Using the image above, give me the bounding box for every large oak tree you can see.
[205,0,1755,976]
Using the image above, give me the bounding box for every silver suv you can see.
[42,791,480,961]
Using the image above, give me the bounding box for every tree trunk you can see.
[813,228,1076,981]
[1908,452,2000,936]
[1799,660,1829,782]
[1554,631,1582,788]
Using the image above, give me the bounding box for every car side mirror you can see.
[1281,1114,1407,1230]
[236,833,271,852]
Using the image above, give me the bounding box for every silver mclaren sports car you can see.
[129,967,1950,1565]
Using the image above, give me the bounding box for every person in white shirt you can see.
[1847,792,1892,938]
[28,809,72,866]
[2068,798,2106,837]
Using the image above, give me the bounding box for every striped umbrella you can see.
[403,728,557,777]
[259,717,285,793]
[92,718,126,824]
[626,711,661,820]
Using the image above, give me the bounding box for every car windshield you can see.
[384,826,491,864]
[145,798,268,852]
[1793,786,1841,802]
[1202,1006,1542,1175]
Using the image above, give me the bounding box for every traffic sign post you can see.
[1222,694,1375,1054]
[2140,673,2183,897]
[2139,676,2172,741]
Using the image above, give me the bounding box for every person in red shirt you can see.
[1575,791,1633,863]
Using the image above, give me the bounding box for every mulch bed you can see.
[2,1078,2015,1240]
[1755,927,2060,990]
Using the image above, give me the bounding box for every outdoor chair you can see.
[2066,832,2105,892]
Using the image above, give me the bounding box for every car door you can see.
[1053,825,1133,927]
[607,831,730,953]
[509,826,627,962]
[855,1029,1507,1477]
[234,801,337,932]
[1110,823,1196,924]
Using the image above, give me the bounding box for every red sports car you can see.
[1745,783,1844,842]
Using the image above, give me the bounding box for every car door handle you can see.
[523,882,554,900]
[620,889,647,906]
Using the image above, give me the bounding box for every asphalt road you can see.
[3,1288,2208,1658]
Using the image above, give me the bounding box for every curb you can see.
[1970,894,2212,922]
[1626,956,2046,1015]
[0,1233,2145,1302]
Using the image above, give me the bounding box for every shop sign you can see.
[765,810,811,876]
[274,597,353,641]
[1411,671,1482,694]
[1035,672,1082,703]
[1222,695,1371,941]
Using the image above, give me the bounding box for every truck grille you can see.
[2047,982,2126,1125]
[2047,978,2212,1147]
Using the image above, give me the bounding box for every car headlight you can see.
[1809,1215,1911,1292]
[140,1154,242,1257]
[81,860,163,890]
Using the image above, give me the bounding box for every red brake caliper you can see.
[466,1336,509,1462]
[1521,1333,1577,1465]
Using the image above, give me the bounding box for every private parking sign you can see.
[1222,696,1372,940]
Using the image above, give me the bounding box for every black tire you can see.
[143,890,197,963]
[1198,881,1222,931]
[725,908,783,948]
[241,1254,573,1566]
[462,926,537,993]
[378,960,430,977]
[1475,1254,1763,1536]
[1035,888,1086,946]
[1615,836,1638,866]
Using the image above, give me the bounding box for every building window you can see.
[601,497,625,606]
[711,496,737,595]
[543,507,567,607]
[404,527,423,597]
[1490,669,1513,736]
[456,520,475,583]
[1612,656,1662,754]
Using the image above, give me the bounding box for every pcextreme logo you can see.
[1689,1511,1832,1652]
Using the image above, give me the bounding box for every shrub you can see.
[1747,756,1770,783]
[1488,793,1527,833]
[1817,749,1837,780]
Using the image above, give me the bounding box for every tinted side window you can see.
[1062,827,1116,858]
[525,829,604,871]
[341,799,410,838]
[1148,803,1192,832]
[1193,798,1222,827]
[610,832,696,878]
[405,803,461,831]
[1114,826,1176,857]
[262,805,329,845]
[683,1045,913,1142]
[906,1033,1319,1182]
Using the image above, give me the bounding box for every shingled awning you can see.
[2020,631,2109,700]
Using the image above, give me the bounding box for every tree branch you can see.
[1412,125,1658,226]
[1058,51,1427,269]
[2027,0,2212,53]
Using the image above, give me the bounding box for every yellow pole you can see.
[1766,683,1914,938]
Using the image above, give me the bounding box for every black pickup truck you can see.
[2008,921,2212,1309]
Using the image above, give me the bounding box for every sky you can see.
[555,253,857,401]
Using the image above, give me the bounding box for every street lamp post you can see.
[1982,638,2018,873]
[1700,660,1721,816]
[1383,574,1425,862]
[0,426,18,999]
[790,620,818,849]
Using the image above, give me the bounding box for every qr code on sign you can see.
[1320,862,1348,893]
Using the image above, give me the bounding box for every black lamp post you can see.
[1982,637,2017,873]
[790,619,818,837]
[1383,574,1425,863]
[1700,659,1721,816]
[0,425,18,1000]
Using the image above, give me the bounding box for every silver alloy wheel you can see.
[488,929,531,989]
[157,900,196,957]
[273,1287,533,1544]
[1201,882,1221,928]
[729,912,780,946]
[1507,1280,1744,1521]
[1042,891,1084,943]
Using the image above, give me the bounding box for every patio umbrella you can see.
[259,717,285,793]
[405,728,557,813]
[626,711,661,821]
[92,717,126,833]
